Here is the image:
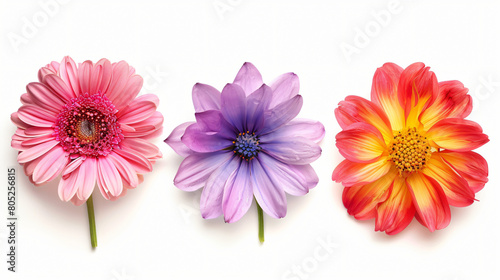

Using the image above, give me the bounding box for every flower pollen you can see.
[233,131,261,161]
[389,127,432,176]
[54,92,124,158]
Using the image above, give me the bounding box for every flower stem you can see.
[256,201,264,243]
[86,195,97,248]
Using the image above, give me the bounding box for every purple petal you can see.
[192,83,221,113]
[233,62,263,96]
[261,95,303,134]
[165,122,195,157]
[174,152,233,191]
[259,153,319,196]
[261,137,321,165]
[195,110,235,138]
[260,118,325,144]
[251,158,287,219]
[200,155,240,219]
[246,84,272,133]
[222,161,253,223]
[182,123,233,153]
[269,72,300,108]
[220,83,246,132]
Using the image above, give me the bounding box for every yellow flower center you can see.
[389,127,431,176]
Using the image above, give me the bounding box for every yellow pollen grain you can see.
[389,127,432,176]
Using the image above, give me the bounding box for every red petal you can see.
[375,175,415,235]
[335,95,393,142]
[423,154,475,207]
[426,118,489,152]
[336,122,386,163]
[332,158,391,187]
[439,151,488,193]
[343,167,397,220]
[406,172,451,232]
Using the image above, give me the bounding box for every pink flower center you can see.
[54,92,124,158]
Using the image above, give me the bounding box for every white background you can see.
[0,0,499,279]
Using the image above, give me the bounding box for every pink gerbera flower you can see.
[333,62,489,235]
[11,56,163,247]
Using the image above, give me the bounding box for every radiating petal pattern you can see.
[166,62,323,230]
[11,56,163,205]
[334,62,488,235]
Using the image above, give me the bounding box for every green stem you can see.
[256,201,264,243]
[86,195,97,248]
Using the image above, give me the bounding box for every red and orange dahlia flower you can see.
[333,62,489,235]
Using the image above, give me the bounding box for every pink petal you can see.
[62,157,84,179]
[11,112,30,129]
[90,58,113,96]
[108,153,139,188]
[105,61,143,110]
[24,127,54,136]
[121,138,161,160]
[43,74,75,101]
[117,94,159,124]
[26,82,65,113]
[58,56,80,97]
[17,139,59,163]
[78,60,93,95]
[23,156,43,177]
[113,148,153,174]
[97,156,123,198]
[32,146,67,184]
[124,112,163,139]
[70,195,86,206]
[38,65,57,83]
[20,93,35,105]
[21,134,55,148]
[76,158,97,201]
[58,169,79,202]
[17,105,57,127]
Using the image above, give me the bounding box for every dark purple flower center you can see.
[54,92,124,158]
[233,131,261,161]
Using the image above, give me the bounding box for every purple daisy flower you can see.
[165,62,324,242]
